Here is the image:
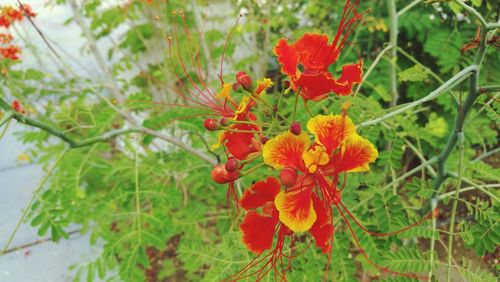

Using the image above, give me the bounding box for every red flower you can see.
[0,33,13,44]
[19,4,36,18]
[231,177,333,280]
[0,45,21,60]
[0,15,10,28]
[274,0,363,101]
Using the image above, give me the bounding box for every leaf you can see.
[399,65,429,82]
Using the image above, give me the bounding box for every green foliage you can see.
[0,0,498,281]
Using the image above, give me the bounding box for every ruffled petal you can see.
[274,38,299,77]
[240,211,279,254]
[274,176,316,232]
[294,72,352,101]
[263,131,309,170]
[223,123,261,160]
[306,114,356,155]
[309,193,334,253]
[239,177,281,210]
[293,33,336,72]
[337,63,363,85]
[334,134,378,173]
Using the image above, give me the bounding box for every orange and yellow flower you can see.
[262,113,377,233]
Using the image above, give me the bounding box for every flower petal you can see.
[240,211,279,254]
[255,78,274,95]
[293,33,336,72]
[294,69,361,101]
[309,193,334,253]
[263,131,310,170]
[306,114,356,155]
[274,176,316,232]
[274,38,299,77]
[239,177,281,210]
[334,134,378,173]
[223,123,261,160]
[337,63,363,85]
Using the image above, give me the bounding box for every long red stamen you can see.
[178,12,220,104]
[331,0,363,57]
[334,205,428,280]
[338,201,434,237]
[218,14,242,87]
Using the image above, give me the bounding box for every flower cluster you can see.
[0,4,35,61]
[166,1,435,280]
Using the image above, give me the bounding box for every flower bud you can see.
[204,118,219,131]
[280,167,298,187]
[220,117,229,126]
[232,82,241,92]
[235,71,252,91]
[225,157,240,172]
[260,135,269,145]
[290,122,301,135]
[281,80,290,90]
[211,165,239,184]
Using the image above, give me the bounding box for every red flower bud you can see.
[260,135,269,145]
[280,167,298,187]
[232,82,241,92]
[211,165,240,184]
[225,157,240,172]
[204,118,219,131]
[290,122,301,135]
[220,117,229,126]
[11,100,25,114]
[235,71,252,91]
[281,80,290,90]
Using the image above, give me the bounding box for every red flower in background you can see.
[274,0,363,101]
[0,45,21,60]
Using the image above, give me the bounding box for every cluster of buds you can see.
[0,4,35,61]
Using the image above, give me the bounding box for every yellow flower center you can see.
[302,146,329,173]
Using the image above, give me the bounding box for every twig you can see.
[437,184,500,200]
[67,0,125,102]
[387,0,398,106]
[397,0,424,16]
[0,148,70,257]
[472,147,500,162]
[358,65,477,128]
[1,229,81,256]
[354,45,392,96]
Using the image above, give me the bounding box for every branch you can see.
[0,96,139,148]
[478,85,500,94]
[387,0,399,106]
[0,111,13,127]
[68,0,125,102]
[140,127,217,166]
[397,0,423,17]
[354,45,392,96]
[452,0,488,28]
[0,148,69,257]
[472,147,500,162]
[358,65,477,128]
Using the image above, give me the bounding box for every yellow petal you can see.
[263,131,310,170]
